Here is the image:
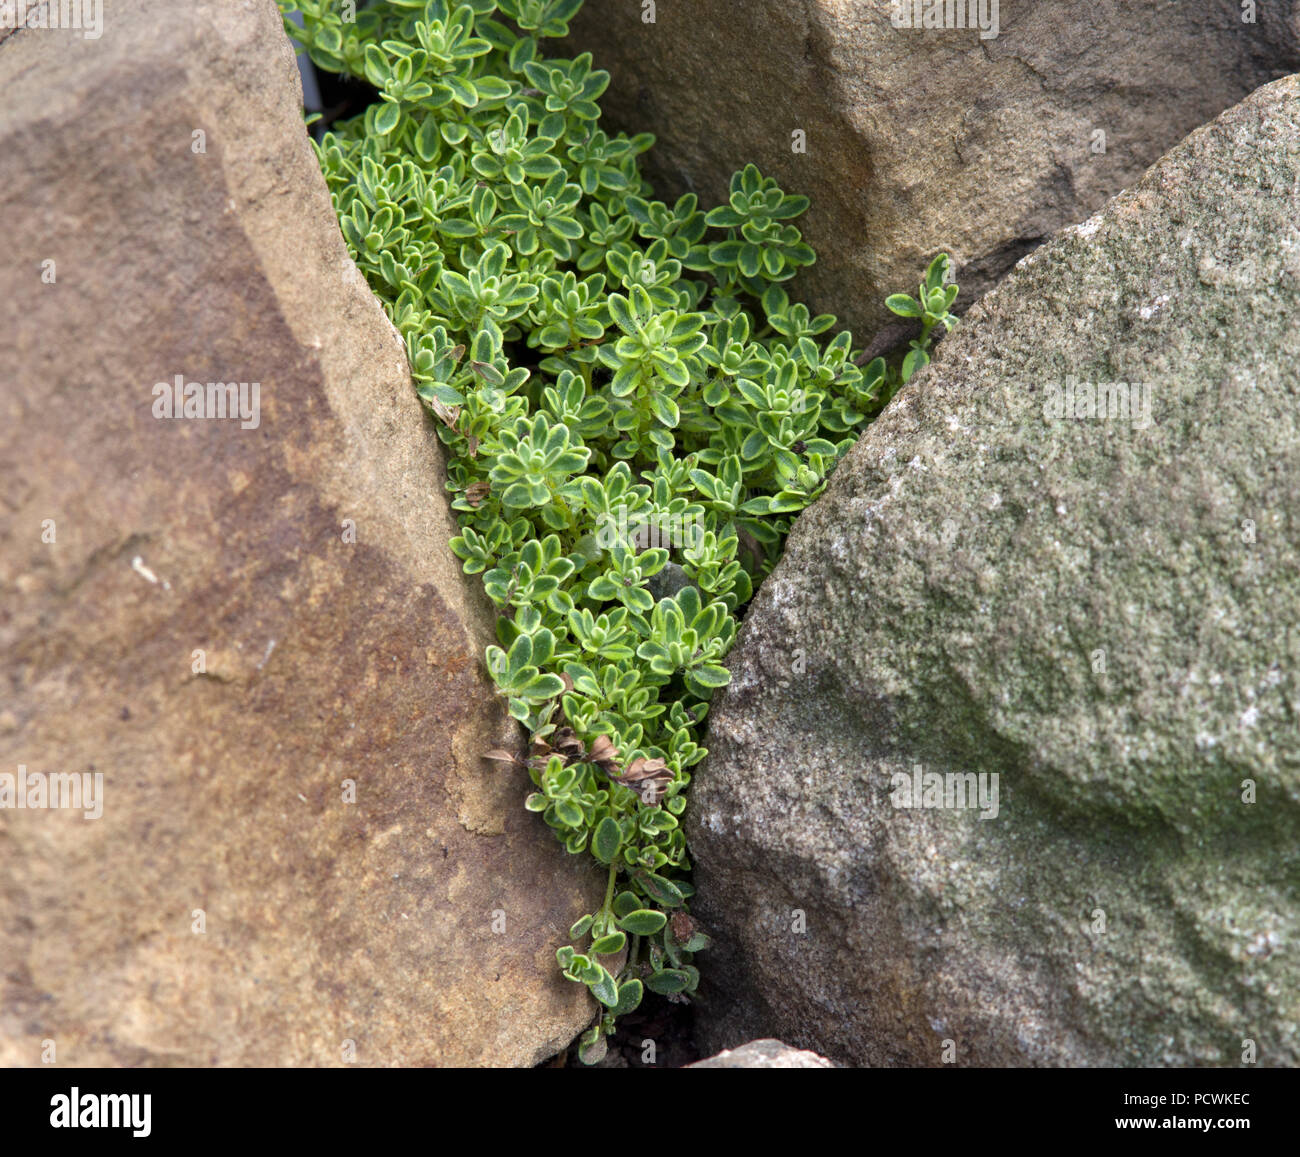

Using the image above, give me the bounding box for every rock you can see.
[565,0,1300,336]
[688,1040,835,1069]
[646,561,695,602]
[0,0,602,1067]
[686,75,1300,1067]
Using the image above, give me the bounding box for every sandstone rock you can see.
[0,0,602,1067]
[687,75,1300,1067]
[688,1040,835,1069]
[566,0,1300,336]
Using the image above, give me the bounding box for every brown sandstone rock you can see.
[566,0,1300,336]
[0,0,602,1067]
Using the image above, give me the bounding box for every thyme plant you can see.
[281,0,958,1064]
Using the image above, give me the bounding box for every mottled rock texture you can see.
[688,75,1300,1067]
[567,0,1300,335]
[0,0,602,1067]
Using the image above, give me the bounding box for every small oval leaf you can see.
[617,909,667,936]
[590,931,627,956]
[612,978,644,1017]
[644,968,691,995]
[592,815,622,864]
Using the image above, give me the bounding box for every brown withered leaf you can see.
[612,756,672,806]
[586,734,619,773]
[551,726,585,763]
[429,397,460,430]
[619,756,669,782]
[464,481,490,507]
[669,913,697,944]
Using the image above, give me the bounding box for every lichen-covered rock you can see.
[0,0,602,1067]
[688,1040,835,1069]
[687,75,1300,1067]
[566,0,1300,335]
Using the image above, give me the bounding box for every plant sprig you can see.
[281,0,958,1065]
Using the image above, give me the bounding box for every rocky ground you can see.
[1,0,1296,1069]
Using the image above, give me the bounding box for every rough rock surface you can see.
[0,0,602,1066]
[688,1039,835,1069]
[687,75,1300,1067]
[567,0,1300,335]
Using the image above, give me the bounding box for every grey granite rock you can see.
[687,75,1300,1067]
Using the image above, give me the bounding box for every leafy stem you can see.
[281,0,958,1064]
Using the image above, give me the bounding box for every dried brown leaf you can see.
[429,398,460,430]
[619,756,670,783]
[612,756,672,806]
[587,735,619,769]
[552,726,584,762]
[669,913,697,944]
